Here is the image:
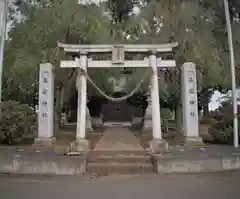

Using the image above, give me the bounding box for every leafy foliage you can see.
[107,0,138,23]
[207,101,240,144]
[124,0,230,113]
[0,101,36,145]
[3,0,240,132]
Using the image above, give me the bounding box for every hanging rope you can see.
[78,68,151,102]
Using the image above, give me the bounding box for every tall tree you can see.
[127,0,230,129]
[107,0,138,24]
[4,0,116,125]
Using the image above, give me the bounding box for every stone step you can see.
[89,150,148,157]
[88,155,152,164]
[87,163,155,174]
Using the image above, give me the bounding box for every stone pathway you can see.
[94,127,144,151]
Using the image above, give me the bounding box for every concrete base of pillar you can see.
[34,137,56,147]
[184,136,203,146]
[149,139,169,154]
[70,139,89,153]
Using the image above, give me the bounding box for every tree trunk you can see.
[54,85,63,132]
[60,86,65,112]
[203,103,209,116]
[175,101,182,134]
[175,67,182,134]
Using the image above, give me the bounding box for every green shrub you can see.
[161,108,174,120]
[200,116,218,125]
[207,101,240,144]
[0,101,36,145]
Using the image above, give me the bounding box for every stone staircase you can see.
[87,150,155,174]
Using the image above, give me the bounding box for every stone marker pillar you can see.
[148,53,168,153]
[181,62,202,145]
[35,63,56,146]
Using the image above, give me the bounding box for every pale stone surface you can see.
[0,153,86,175]
[184,137,203,146]
[132,117,143,125]
[70,139,89,153]
[37,63,55,143]
[149,139,169,154]
[86,106,93,132]
[94,127,144,151]
[155,154,240,174]
[149,54,162,139]
[92,117,103,127]
[76,55,87,139]
[131,117,143,129]
[142,95,152,132]
[103,122,131,127]
[181,62,202,144]
[34,137,56,147]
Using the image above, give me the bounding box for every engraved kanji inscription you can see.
[43,71,49,83]
[188,77,194,83]
[189,88,195,94]
[42,101,47,106]
[42,112,48,118]
[43,77,48,83]
[42,88,47,95]
[189,100,195,105]
[190,112,196,116]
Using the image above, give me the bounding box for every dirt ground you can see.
[87,127,104,149]
[1,123,212,150]
[132,124,213,148]
[55,126,104,150]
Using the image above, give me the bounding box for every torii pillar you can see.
[148,52,168,153]
[71,52,90,152]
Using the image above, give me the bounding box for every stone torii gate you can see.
[35,42,203,152]
[58,42,178,152]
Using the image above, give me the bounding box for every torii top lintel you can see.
[57,42,179,54]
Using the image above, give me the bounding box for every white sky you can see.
[209,89,240,111]
[209,91,223,111]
